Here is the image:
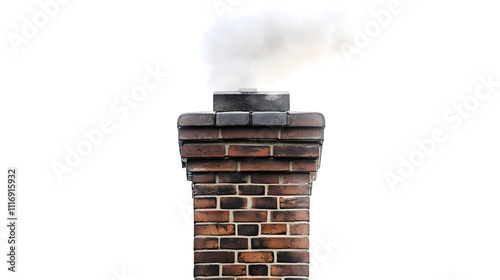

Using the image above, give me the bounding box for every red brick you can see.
[273,145,320,158]
[261,223,287,235]
[290,224,309,235]
[279,197,310,209]
[251,173,280,184]
[220,197,247,209]
[238,185,265,195]
[251,237,309,249]
[228,145,270,157]
[194,211,230,222]
[292,160,318,172]
[251,197,277,209]
[271,265,309,276]
[187,160,237,172]
[194,251,234,263]
[178,113,215,127]
[240,159,290,172]
[268,184,310,195]
[194,238,218,250]
[271,210,310,222]
[238,251,274,263]
[288,112,325,127]
[280,128,324,140]
[194,197,217,209]
[220,238,248,249]
[179,128,219,140]
[233,211,267,222]
[222,265,247,276]
[194,264,219,276]
[181,145,226,158]
[193,184,236,196]
[194,224,235,236]
[221,127,278,140]
[277,251,309,263]
[191,173,216,183]
[282,174,311,183]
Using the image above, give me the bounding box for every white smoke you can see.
[202,8,346,90]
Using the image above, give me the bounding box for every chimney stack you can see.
[178,89,325,279]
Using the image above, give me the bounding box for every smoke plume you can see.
[202,8,344,90]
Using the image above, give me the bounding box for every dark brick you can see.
[178,113,215,127]
[218,172,248,183]
[238,185,265,195]
[193,184,236,196]
[252,112,287,126]
[216,112,250,126]
[271,265,309,276]
[220,197,247,209]
[220,238,248,249]
[194,264,219,276]
[273,145,320,158]
[238,224,259,236]
[249,265,268,276]
[194,251,234,263]
[277,251,309,263]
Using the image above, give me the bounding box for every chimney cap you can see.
[213,90,290,112]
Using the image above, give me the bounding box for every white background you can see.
[1,0,500,279]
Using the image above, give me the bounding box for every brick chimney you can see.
[178,89,325,279]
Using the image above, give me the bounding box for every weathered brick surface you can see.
[181,145,226,158]
[179,104,324,279]
[228,145,270,157]
[178,113,215,127]
[288,112,325,127]
[220,197,248,209]
[261,223,287,235]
